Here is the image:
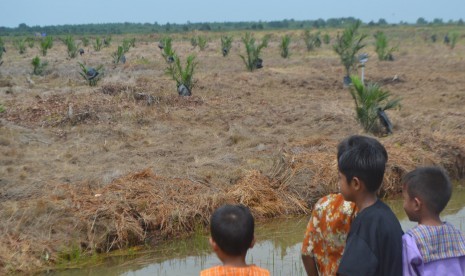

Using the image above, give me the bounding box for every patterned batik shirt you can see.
[301,193,356,276]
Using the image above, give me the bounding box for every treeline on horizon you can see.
[1,17,464,36]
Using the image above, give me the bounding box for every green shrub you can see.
[374,31,396,61]
[221,35,233,57]
[14,38,27,54]
[0,103,5,113]
[239,32,269,71]
[31,56,48,75]
[78,62,104,86]
[165,55,197,96]
[93,37,103,51]
[303,30,321,51]
[64,35,79,58]
[349,75,401,134]
[197,36,207,50]
[333,20,367,80]
[280,35,291,58]
[40,36,53,56]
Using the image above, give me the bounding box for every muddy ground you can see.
[0,27,464,273]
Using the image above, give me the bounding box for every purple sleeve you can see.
[402,233,423,276]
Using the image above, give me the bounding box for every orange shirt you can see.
[301,193,356,275]
[200,265,270,276]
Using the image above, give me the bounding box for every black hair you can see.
[337,135,388,192]
[402,166,452,215]
[210,204,254,256]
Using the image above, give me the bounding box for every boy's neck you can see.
[354,192,378,212]
[418,214,443,226]
[221,254,249,268]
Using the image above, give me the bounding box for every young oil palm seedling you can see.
[165,54,197,96]
[81,37,90,47]
[333,20,367,85]
[64,35,79,58]
[78,62,104,86]
[323,33,331,45]
[14,38,27,54]
[122,39,132,53]
[449,32,459,49]
[161,37,175,63]
[103,36,112,47]
[31,56,48,75]
[374,31,396,61]
[303,30,321,51]
[197,36,207,51]
[221,35,233,57]
[40,36,53,56]
[112,46,126,64]
[190,37,198,48]
[280,34,291,58]
[93,37,103,51]
[240,32,269,72]
[349,75,401,135]
[26,37,35,48]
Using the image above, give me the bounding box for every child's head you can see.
[337,135,388,198]
[402,166,452,221]
[210,204,255,257]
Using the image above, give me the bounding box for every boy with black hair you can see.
[336,135,403,276]
[402,166,465,275]
[200,204,270,276]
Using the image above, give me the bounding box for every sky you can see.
[1,0,464,28]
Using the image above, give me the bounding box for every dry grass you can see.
[0,27,465,273]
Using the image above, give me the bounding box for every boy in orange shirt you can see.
[200,204,270,276]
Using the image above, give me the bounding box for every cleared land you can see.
[0,27,464,273]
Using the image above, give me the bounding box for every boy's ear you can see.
[413,197,422,211]
[209,237,219,252]
[249,236,256,249]
[351,176,362,191]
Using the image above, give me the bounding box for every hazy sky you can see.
[1,0,464,28]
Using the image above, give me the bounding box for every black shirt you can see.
[337,199,403,276]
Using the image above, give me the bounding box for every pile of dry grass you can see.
[0,168,307,274]
[275,131,465,199]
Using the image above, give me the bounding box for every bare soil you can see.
[0,28,464,273]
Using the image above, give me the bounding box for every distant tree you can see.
[432,18,444,25]
[377,18,388,25]
[458,19,464,26]
[416,17,428,25]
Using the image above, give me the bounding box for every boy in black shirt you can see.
[336,135,403,276]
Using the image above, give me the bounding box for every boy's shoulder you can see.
[356,199,399,223]
[351,199,402,238]
[405,222,465,263]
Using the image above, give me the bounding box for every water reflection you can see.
[51,184,465,276]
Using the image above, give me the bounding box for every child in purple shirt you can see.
[402,166,465,276]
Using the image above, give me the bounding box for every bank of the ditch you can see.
[0,132,464,274]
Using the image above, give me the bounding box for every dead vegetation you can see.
[0,28,465,273]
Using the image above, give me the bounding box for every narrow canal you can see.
[50,182,465,276]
